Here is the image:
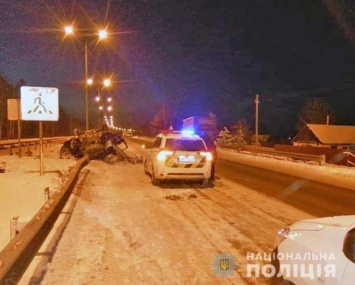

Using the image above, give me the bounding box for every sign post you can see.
[20,86,59,176]
[7,99,22,158]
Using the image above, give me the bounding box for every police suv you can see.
[273,215,355,285]
[143,130,213,186]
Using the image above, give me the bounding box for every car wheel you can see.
[143,160,149,175]
[151,168,161,186]
[201,179,209,186]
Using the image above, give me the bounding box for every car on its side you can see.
[143,130,213,186]
[272,215,355,285]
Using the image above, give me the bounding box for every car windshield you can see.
[165,139,206,151]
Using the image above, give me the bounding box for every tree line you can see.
[148,98,338,146]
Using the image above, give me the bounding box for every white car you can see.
[143,131,212,186]
[273,215,355,285]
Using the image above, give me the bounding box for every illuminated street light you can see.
[103,78,111,87]
[87,78,93,85]
[63,25,109,130]
[64,25,73,35]
[93,77,113,129]
[99,29,108,40]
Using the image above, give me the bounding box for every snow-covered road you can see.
[20,143,317,285]
[2,139,354,284]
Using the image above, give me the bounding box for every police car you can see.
[143,130,213,186]
[272,215,355,285]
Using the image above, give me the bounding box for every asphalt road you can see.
[216,158,355,217]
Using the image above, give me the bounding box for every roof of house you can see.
[306,124,355,145]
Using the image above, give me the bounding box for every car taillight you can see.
[157,150,173,161]
[200,151,212,161]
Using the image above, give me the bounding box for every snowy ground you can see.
[0,144,76,250]
[0,140,354,284]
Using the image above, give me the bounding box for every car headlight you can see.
[278,227,290,238]
[273,227,291,249]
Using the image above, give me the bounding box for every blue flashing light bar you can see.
[181,129,195,136]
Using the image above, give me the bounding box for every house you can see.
[293,124,355,149]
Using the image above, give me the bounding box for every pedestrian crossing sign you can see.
[21,86,59,121]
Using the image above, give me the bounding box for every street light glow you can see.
[99,29,108,40]
[107,106,112,112]
[61,24,113,131]
[103,79,111,87]
[64,25,74,35]
[107,97,112,103]
[95,96,100,102]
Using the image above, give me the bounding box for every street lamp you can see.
[64,25,109,130]
[93,78,112,129]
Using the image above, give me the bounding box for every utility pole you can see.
[255,94,260,146]
[85,41,89,131]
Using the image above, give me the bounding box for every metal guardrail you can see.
[219,144,326,166]
[0,137,70,155]
[343,152,355,167]
[130,137,326,166]
[0,155,89,284]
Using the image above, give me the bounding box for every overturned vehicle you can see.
[60,129,141,163]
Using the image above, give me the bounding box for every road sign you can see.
[7,99,21,120]
[20,86,59,121]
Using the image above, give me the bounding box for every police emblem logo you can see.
[220,258,229,271]
[211,252,238,278]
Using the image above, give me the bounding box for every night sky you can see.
[1,0,355,137]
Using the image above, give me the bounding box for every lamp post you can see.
[85,46,89,131]
[64,25,108,130]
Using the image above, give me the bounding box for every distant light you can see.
[95,96,100,102]
[107,97,112,102]
[87,78,93,85]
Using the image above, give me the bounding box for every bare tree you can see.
[149,104,174,135]
[229,120,252,147]
[0,75,17,139]
[297,98,335,130]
